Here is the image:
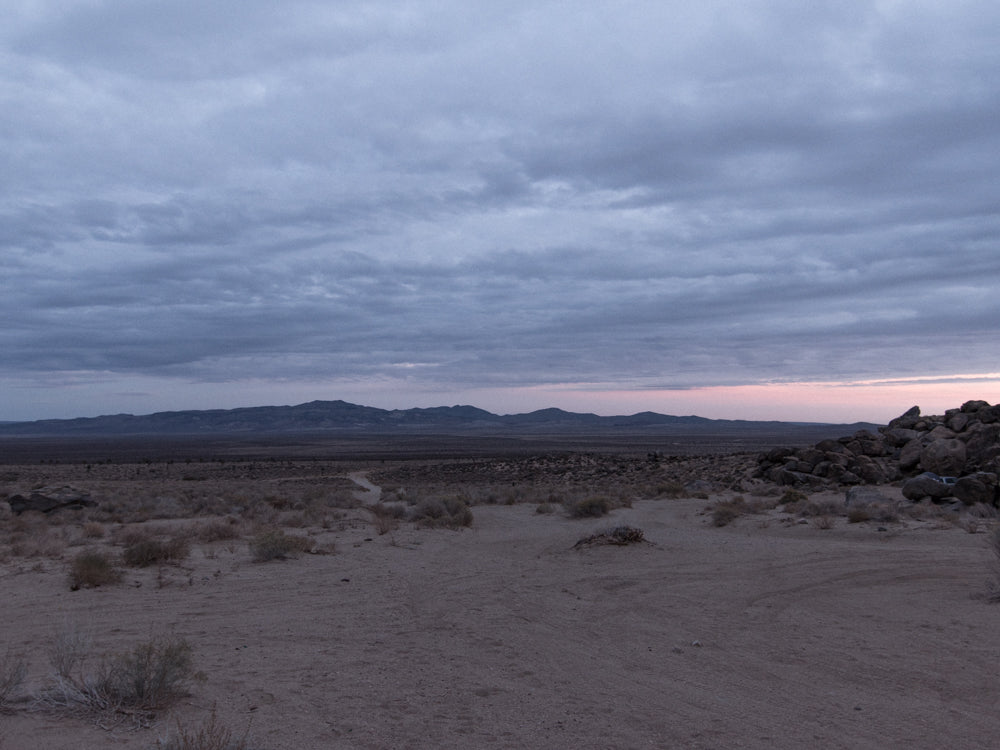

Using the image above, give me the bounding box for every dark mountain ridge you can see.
[0,399,880,437]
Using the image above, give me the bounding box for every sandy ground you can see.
[2,489,1000,749]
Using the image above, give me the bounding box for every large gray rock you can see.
[901,473,955,501]
[919,438,967,476]
[899,438,925,470]
[953,472,998,506]
[882,427,920,448]
[961,399,991,413]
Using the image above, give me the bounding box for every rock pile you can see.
[755,400,1000,506]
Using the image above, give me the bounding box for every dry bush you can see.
[573,526,645,549]
[799,497,844,518]
[0,649,27,712]
[563,495,612,519]
[249,528,313,562]
[155,704,253,750]
[365,503,403,535]
[68,550,122,590]
[710,497,747,527]
[535,502,555,514]
[34,633,193,725]
[408,497,474,529]
[81,521,105,539]
[122,536,190,568]
[197,518,242,543]
[847,506,872,524]
[812,515,835,530]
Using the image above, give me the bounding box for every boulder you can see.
[7,487,96,515]
[953,472,999,506]
[901,473,955,501]
[919,438,967,476]
[898,439,925,471]
[882,427,920,448]
[888,406,921,429]
[961,400,991,413]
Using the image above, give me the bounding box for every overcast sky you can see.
[3,1,999,423]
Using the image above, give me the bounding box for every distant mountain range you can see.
[0,400,881,437]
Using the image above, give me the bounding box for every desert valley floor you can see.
[1,437,999,749]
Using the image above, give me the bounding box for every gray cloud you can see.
[2,1,999,419]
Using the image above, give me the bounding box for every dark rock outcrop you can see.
[7,486,96,515]
[755,400,1000,505]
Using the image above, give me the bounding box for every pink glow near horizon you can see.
[486,377,1000,424]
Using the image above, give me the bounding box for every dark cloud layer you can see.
[2,1,999,419]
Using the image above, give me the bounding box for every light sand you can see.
[2,496,999,749]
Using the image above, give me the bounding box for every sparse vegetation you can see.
[155,704,253,750]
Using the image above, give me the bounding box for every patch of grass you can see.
[573,526,645,549]
[249,528,312,562]
[68,550,122,590]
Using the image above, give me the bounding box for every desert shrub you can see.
[564,496,611,519]
[409,497,474,529]
[710,497,746,527]
[535,502,555,514]
[779,489,809,505]
[81,521,105,539]
[68,550,122,589]
[123,537,190,568]
[366,503,403,535]
[799,497,844,518]
[155,704,252,750]
[653,481,686,499]
[197,519,242,543]
[573,526,645,549]
[0,649,27,712]
[812,515,835,530]
[35,634,193,723]
[847,506,871,523]
[249,529,312,562]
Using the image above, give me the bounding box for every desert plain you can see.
[1,434,999,749]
